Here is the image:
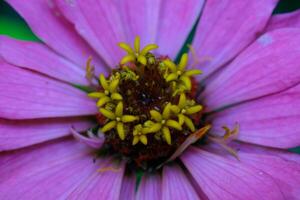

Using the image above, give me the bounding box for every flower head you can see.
[1,1,300,199]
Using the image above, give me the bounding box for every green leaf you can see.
[0,1,39,41]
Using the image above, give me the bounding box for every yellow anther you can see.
[163,53,202,94]
[118,36,158,65]
[100,102,138,140]
[88,74,123,107]
[222,124,239,140]
[171,93,202,132]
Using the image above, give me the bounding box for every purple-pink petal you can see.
[0,36,90,84]
[136,174,162,200]
[55,0,126,67]
[6,0,106,72]
[181,147,285,200]
[205,142,300,200]
[0,62,97,119]
[162,164,199,200]
[120,174,136,200]
[235,144,300,200]
[118,0,160,47]
[202,28,300,111]
[210,84,300,148]
[67,160,125,200]
[156,0,204,59]
[266,10,300,32]
[71,127,104,149]
[0,138,122,199]
[0,117,93,151]
[191,0,278,80]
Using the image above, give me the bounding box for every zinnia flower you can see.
[1,0,300,199]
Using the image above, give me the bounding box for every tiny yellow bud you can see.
[150,110,162,122]
[100,108,115,120]
[117,122,125,140]
[178,53,188,71]
[166,120,182,130]
[115,102,124,117]
[102,121,117,132]
[162,127,171,145]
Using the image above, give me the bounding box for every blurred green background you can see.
[0,0,300,153]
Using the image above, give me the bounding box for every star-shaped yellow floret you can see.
[88,74,122,107]
[132,124,148,145]
[100,102,139,140]
[163,53,202,93]
[118,36,158,65]
[171,93,203,132]
[147,103,182,145]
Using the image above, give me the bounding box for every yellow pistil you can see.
[147,103,182,145]
[100,102,139,140]
[118,36,158,65]
[88,74,122,107]
[132,124,148,145]
[163,53,202,94]
[171,93,203,132]
[209,124,240,160]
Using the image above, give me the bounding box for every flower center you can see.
[88,36,205,170]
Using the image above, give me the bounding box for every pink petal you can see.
[191,0,278,79]
[120,174,136,200]
[6,0,106,73]
[162,164,199,200]
[136,174,162,200]
[211,84,300,148]
[71,127,104,149]
[181,147,285,200]
[55,0,126,67]
[156,0,205,59]
[206,142,300,200]
[203,28,300,111]
[118,0,160,47]
[236,148,300,199]
[67,160,125,200]
[266,10,300,32]
[0,62,97,119]
[0,36,88,84]
[0,138,122,199]
[0,117,93,151]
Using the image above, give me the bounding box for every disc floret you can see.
[100,101,139,140]
[163,53,202,95]
[132,124,149,145]
[119,36,158,65]
[147,103,182,145]
[88,74,122,107]
[171,93,203,132]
